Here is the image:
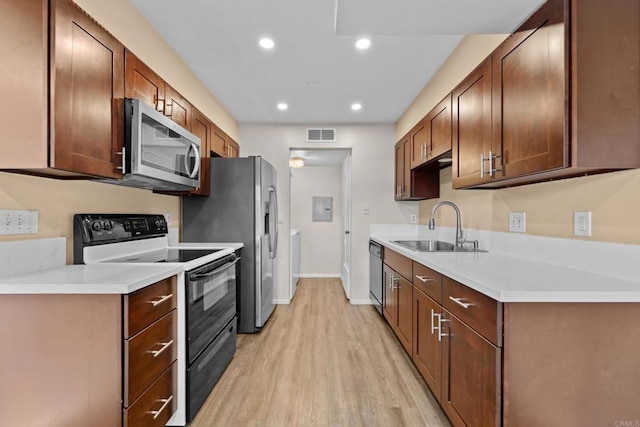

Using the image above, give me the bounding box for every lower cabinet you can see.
[412,288,442,401]
[383,249,414,354]
[441,309,500,427]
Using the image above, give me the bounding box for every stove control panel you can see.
[74,214,168,243]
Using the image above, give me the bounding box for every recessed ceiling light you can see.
[259,38,275,49]
[351,103,362,111]
[355,38,371,50]
[277,103,288,111]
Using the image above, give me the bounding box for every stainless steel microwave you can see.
[113,98,201,191]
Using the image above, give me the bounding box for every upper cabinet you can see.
[164,84,192,131]
[1,0,125,179]
[212,126,239,158]
[188,109,212,196]
[412,94,453,170]
[453,0,640,189]
[124,51,165,113]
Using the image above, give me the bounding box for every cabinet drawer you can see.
[124,362,177,427]
[384,248,412,281]
[125,310,177,405]
[443,277,501,346]
[124,276,177,338]
[413,262,442,304]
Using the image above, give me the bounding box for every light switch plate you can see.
[0,209,38,235]
[574,211,592,236]
[509,212,526,233]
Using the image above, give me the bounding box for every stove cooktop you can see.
[107,248,223,263]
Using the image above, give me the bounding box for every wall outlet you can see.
[164,213,172,225]
[574,211,592,236]
[410,214,417,224]
[509,212,526,233]
[0,209,38,235]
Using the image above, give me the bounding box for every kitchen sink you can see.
[392,240,487,253]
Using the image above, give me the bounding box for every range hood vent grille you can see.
[307,128,336,142]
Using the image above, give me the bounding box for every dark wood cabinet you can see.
[410,119,427,169]
[492,0,566,180]
[412,287,442,401]
[227,138,240,158]
[125,50,165,112]
[451,58,493,189]
[1,0,126,178]
[394,136,407,200]
[382,264,398,329]
[441,309,501,427]
[426,94,453,161]
[164,84,192,131]
[453,0,640,189]
[395,274,413,354]
[212,126,240,158]
[51,0,125,179]
[395,132,439,201]
[188,109,212,196]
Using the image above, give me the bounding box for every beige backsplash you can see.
[0,172,180,263]
[419,167,640,245]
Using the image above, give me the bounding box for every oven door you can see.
[186,254,238,364]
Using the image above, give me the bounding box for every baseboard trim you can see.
[273,299,290,305]
[350,299,373,305]
[299,273,342,278]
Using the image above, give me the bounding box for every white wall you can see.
[239,124,419,304]
[291,166,343,276]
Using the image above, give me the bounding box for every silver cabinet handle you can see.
[390,275,399,290]
[449,296,471,309]
[415,275,433,283]
[438,317,448,341]
[480,153,485,178]
[489,149,503,177]
[150,340,174,358]
[149,294,173,307]
[151,395,173,419]
[116,146,126,174]
[430,308,437,335]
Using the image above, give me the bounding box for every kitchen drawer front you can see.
[384,248,412,281]
[124,275,177,338]
[124,362,177,427]
[443,277,501,346]
[125,310,177,405]
[413,262,443,304]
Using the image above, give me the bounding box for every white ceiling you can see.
[130,0,545,124]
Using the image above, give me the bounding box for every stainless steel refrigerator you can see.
[182,156,278,333]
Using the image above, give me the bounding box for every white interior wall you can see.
[290,166,343,276]
[239,123,419,304]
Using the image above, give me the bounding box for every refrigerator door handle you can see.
[268,186,278,258]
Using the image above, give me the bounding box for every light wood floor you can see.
[190,278,450,426]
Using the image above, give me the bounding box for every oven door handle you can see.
[189,258,239,280]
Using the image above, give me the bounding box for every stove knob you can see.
[103,221,113,231]
[155,219,164,228]
[91,221,102,232]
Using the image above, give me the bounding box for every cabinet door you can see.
[211,125,227,157]
[188,109,211,196]
[395,274,413,354]
[402,136,412,199]
[427,93,452,160]
[413,288,442,401]
[51,0,125,179]
[492,0,566,179]
[410,119,427,169]
[165,84,192,130]
[227,139,240,158]
[394,138,405,200]
[441,309,501,427]
[125,50,166,112]
[451,59,492,189]
[382,264,397,328]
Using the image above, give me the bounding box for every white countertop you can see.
[371,233,640,303]
[0,263,183,294]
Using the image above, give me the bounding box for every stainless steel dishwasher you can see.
[369,240,383,315]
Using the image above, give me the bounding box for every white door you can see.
[341,152,352,299]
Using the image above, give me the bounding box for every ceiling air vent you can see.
[307,128,336,142]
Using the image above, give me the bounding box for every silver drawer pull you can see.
[150,294,173,306]
[150,395,173,419]
[415,275,433,283]
[449,296,471,309]
[150,340,173,358]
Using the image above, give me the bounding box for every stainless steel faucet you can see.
[428,201,465,249]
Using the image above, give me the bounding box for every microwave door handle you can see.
[184,142,201,179]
